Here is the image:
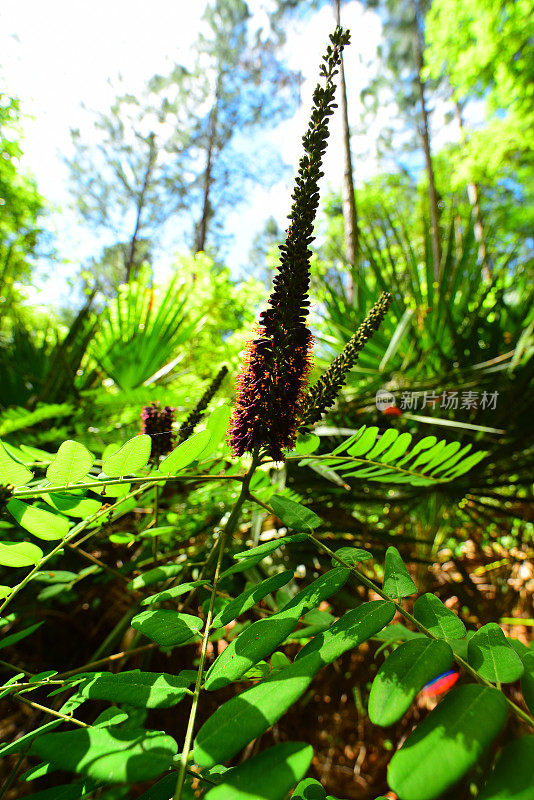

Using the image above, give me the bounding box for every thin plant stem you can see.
[12,473,243,499]
[173,453,259,800]
[306,532,534,729]
[13,693,89,728]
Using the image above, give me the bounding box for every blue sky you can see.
[0,0,461,306]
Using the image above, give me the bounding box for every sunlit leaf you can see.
[141,580,211,606]
[212,570,294,627]
[467,623,524,683]
[296,600,396,664]
[31,726,177,783]
[413,593,466,640]
[383,546,417,598]
[128,563,183,590]
[0,440,33,487]
[7,499,69,540]
[331,546,373,566]
[46,440,94,485]
[80,669,194,708]
[102,435,151,478]
[0,540,43,567]
[291,779,326,799]
[131,609,203,647]
[159,430,212,476]
[195,654,322,767]
[368,638,453,726]
[205,568,349,690]
[270,494,321,531]
[388,685,508,800]
[204,742,313,800]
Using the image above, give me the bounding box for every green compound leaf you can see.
[141,580,211,606]
[7,499,69,541]
[479,735,534,800]
[296,600,396,664]
[388,684,508,800]
[204,568,349,690]
[30,726,177,784]
[368,638,453,726]
[46,440,94,485]
[80,669,194,708]
[383,546,417,598]
[0,540,43,567]
[291,779,326,799]
[0,440,33,487]
[102,435,151,478]
[413,593,467,640]
[270,494,321,531]
[204,741,313,800]
[197,602,393,768]
[212,570,294,628]
[158,429,212,476]
[331,546,373,566]
[131,610,203,647]
[196,653,322,767]
[128,563,183,590]
[467,623,524,683]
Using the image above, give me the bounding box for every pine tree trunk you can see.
[125,134,156,283]
[412,2,441,282]
[335,0,359,304]
[455,100,491,283]
[194,100,218,254]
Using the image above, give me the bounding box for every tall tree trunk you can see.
[335,0,359,305]
[455,100,491,283]
[194,98,219,254]
[125,133,156,283]
[412,1,441,282]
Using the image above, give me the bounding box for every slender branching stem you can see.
[11,473,243,499]
[173,453,260,800]
[307,533,534,729]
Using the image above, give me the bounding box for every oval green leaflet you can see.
[204,568,349,691]
[204,742,313,800]
[80,669,195,708]
[131,609,203,647]
[7,499,69,541]
[296,600,396,664]
[0,541,43,568]
[368,638,453,726]
[30,726,177,784]
[413,593,466,640]
[478,735,534,800]
[388,684,508,800]
[195,652,323,767]
[270,494,321,531]
[383,546,417,598]
[158,429,212,476]
[102,435,151,478]
[46,440,95,485]
[0,440,33,487]
[467,623,524,683]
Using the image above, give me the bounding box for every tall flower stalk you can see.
[228,28,351,461]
